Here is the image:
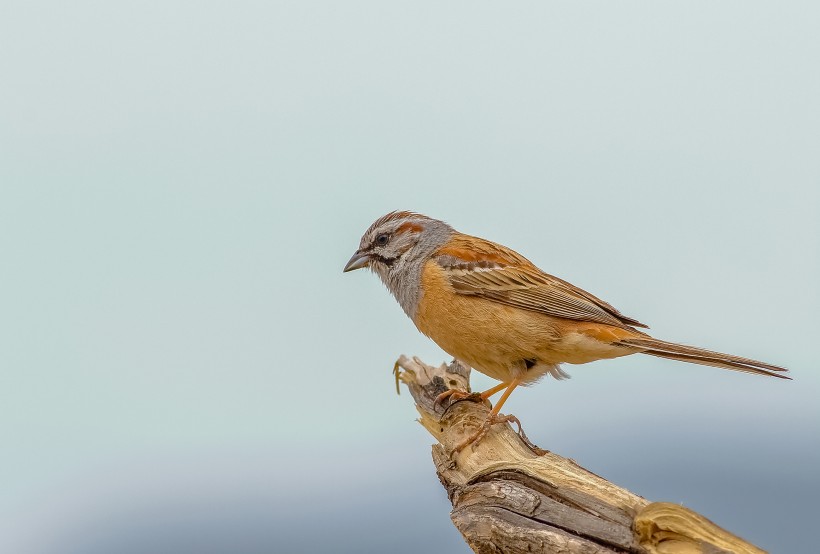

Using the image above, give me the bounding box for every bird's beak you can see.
[343,251,371,272]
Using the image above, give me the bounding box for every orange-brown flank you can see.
[414,259,638,383]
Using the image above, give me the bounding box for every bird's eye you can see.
[375,233,390,246]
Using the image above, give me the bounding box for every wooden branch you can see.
[394,355,766,554]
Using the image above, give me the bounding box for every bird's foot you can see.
[451,413,549,457]
[505,414,549,456]
[434,388,483,410]
[452,412,517,453]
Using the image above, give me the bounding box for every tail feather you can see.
[620,337,790,380]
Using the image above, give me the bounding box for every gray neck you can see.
[373,219,453,320]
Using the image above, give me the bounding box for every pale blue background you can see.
[1,2,818,553]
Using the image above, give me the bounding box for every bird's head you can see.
[344,211,450,275]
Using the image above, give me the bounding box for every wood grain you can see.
[394,355,766,554]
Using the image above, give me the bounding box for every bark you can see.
[393,355,766,554]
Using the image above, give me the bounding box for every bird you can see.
[344,210,789,451]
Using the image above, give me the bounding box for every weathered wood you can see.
[394,355,766,554]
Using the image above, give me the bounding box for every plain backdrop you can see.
[1,2,818,553]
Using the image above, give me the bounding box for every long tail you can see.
[619,337,790,379]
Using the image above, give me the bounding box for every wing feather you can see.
[436,236,647,329]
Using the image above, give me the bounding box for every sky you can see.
[1,2,819,553]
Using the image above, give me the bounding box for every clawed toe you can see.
[434,389,482,410]
[452,413,514,453]
[502,414,549,456]
[449,412,548,457]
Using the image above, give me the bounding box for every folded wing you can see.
[436,237,647,330]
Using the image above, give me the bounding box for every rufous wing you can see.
[435,234,648,330]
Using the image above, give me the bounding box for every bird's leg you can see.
[434,381,509,410]
[485,378,520,418]
[477,381,510,401]
[452,378,523,453]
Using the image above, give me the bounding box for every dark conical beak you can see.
[343,251,371,272]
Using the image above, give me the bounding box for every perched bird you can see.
[344,211,789,450]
